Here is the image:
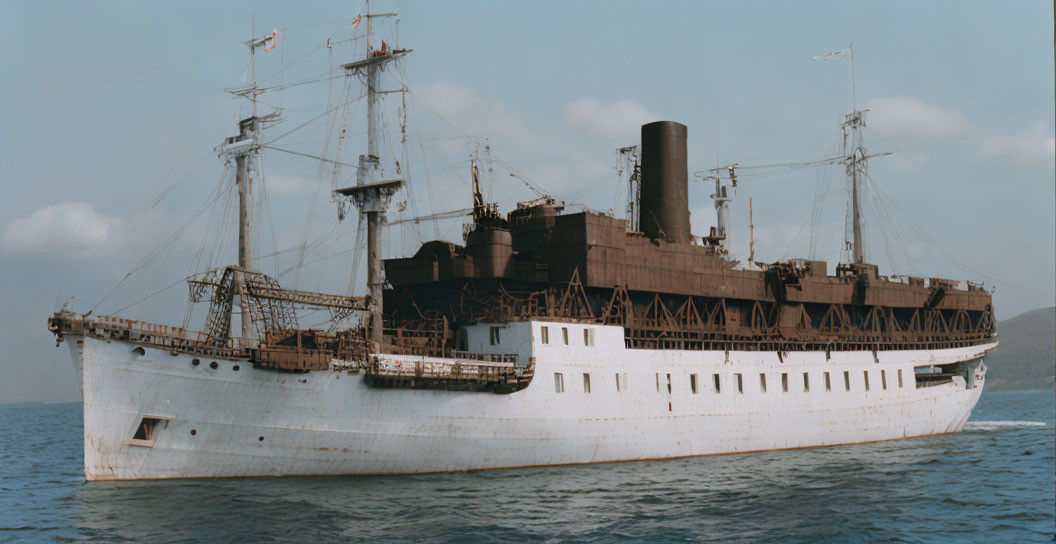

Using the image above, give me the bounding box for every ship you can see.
[48,16,997,480]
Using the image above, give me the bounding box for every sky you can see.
[1,0,1053,403]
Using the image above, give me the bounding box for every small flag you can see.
[350,15,362,31]
[263,29,277,52]
[811,48,847,61]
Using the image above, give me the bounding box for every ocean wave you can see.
[964,420,1047,431]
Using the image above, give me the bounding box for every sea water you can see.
[1,390,1052,543]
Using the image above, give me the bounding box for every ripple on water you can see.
[0,391,1052,543]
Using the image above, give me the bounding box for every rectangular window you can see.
[562,327,569,345]
[489,326,501,345]
[824,372,831,392]
[540,326,549,345]
[583,373,591,393]
[713,373,721,393]
[864,371,871,391]
[844,371,851,391]
[615,372,621,392]
[781,372,789,393]
[583,328,595,346]
[132,416,161,441]
[656,373,660,392]
[735,373,743,394]
[898,369,904,388]
[803,372,810,392]
[690,374,698,394]
[554,373,564,393]
[666,373,672,394]
[760,373,767,393]
[881,369,887,390]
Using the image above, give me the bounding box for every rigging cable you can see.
[292,76,352,289]
[865,173,1054,299]
[93,169,232,313]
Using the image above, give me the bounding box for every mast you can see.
[364,8,382,345]
[712,164,737,255]
[334,6,409,346]
[843,42,866,266]
[617,145,640,232]
[749,197,755,263]
[219,23,279,339]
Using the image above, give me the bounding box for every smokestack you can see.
[639,121,690,244]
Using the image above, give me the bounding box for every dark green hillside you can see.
[985,307,1055,391]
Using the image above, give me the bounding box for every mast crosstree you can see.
[333,7,410,345]
[217,23,283,339]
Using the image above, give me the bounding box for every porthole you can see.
[192,359,200,367]
[233,365,240,371]
[258,436,264,442]
[210,361,219,369]
[190,429,197,436]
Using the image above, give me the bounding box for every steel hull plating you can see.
[68,321,991,480]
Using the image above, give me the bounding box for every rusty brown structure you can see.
[47,120,995,381]
[382,121,996,355]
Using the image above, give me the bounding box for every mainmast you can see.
[334,6,409,345]
[843,42,866,266]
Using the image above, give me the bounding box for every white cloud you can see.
[1,202,120,257]
[418,82,535,151]
[563,97,656,139]
[865,96,969,141]
[980,121,1056,168]
[265,174,310,195]
[889,150,928,173]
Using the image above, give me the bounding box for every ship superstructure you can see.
[48,17,996,480]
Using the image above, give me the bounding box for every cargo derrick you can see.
[383,121,996,355]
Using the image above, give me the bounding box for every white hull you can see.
[67,321,992,480]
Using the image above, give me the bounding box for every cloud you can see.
[563,97,656,139]
[865,96,969,141]
[889,150,928,173]
[1,202,120,257]
[265,174,310,195]
[979,121,1055,168]
[417,82,534,151]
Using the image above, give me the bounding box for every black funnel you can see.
[639,121,690,244]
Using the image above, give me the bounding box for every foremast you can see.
[219,26,281,339]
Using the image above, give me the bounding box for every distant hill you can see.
[985,306,1055,391]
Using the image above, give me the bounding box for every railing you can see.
[364,356,534,394]
[449,350,518,364]
[49,312,247,359]
[623,326,995,353]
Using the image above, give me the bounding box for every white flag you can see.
[811,49,848,61]
[263,29,278,52]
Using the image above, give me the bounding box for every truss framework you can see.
[187,266,369,344]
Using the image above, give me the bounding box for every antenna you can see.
[850,41,857,112]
